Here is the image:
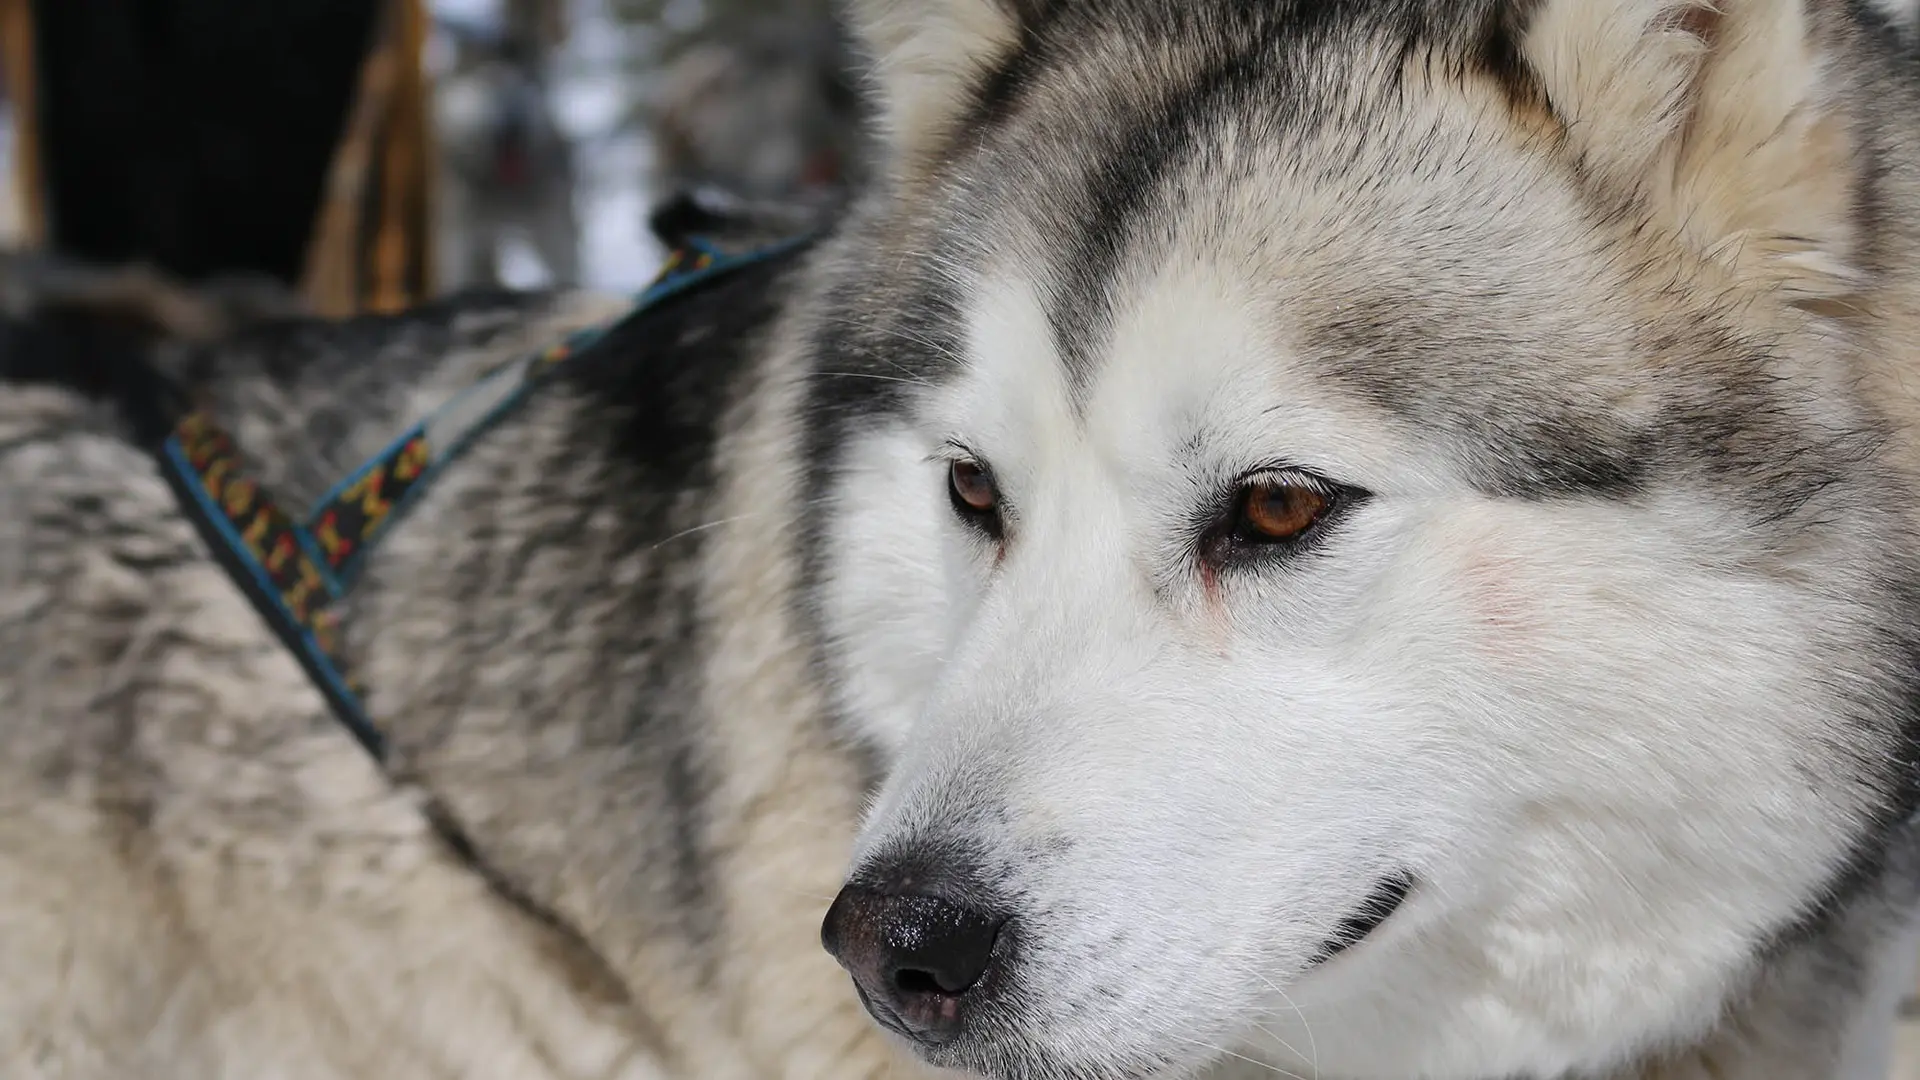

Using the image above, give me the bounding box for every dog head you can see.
[810,2,1920,1077]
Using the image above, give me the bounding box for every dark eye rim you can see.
[1199,467,1367,568]
[947,456,1005,540]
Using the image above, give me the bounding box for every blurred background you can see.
[0,0,867,315]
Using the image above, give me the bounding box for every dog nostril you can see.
[884,893,1001,993]
[893,956,984,997]
[894,967,944,995]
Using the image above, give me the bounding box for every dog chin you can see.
[923,1038,1200,1080]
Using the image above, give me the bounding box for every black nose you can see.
[821,885,1006,1045]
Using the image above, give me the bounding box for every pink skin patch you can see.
[1194,558,1236,656]
[1458,534,1545,653]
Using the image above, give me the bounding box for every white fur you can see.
[1522,0,1860,300]
[845,0,1024,167]
[819,4,1913,1075]
[834,252,1886,1078]
[802,2,1920,1076]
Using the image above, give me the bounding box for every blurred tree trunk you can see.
[299,0,436,315]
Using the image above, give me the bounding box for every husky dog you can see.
[10,1,1920,1079]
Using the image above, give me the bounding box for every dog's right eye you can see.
[949,459,1003,538]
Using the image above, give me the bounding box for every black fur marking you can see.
[420,797,638,1006]
[548,246,810,954]
[1469,0,1548,115]
[565,265,796,477]
[1309,873,1414,965]
[795,224,973,779]
[950,1,1062,149]
[0,309,192,446]
[1043,8,1294,397]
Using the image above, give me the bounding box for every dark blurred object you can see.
[647,15,869,207]
[9,0,434,316]
[647,187,834,252]
[0,249,300,352]
[29,0,379,286]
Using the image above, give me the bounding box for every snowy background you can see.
[436,0,671,293]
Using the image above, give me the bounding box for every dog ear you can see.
[1507,0,1860,301]
[844,0,1029,166]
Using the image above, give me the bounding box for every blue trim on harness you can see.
[159,436,388,756]
[307,235,805,585]
[155,233,805,762]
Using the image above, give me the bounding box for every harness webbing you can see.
[156,234,804,761]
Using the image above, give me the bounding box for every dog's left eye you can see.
[1239,478,1331,543]
[1203,470,1353,565]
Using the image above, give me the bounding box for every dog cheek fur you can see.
[817,419,960,760]
[1356,493,1899,1065]
[955,487,1899,1077]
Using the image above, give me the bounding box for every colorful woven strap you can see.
[156,234,805,760]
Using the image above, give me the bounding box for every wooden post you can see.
[300,0,435,317]
[370,0,432,312]
[0,0,42,249]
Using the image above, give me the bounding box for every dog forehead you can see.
[921,39,1691,498]
[1164,142,1666,499]
[895,0,1836,510]
[945,159,1670,498]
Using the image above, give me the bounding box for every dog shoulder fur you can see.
[0,256,918,1078]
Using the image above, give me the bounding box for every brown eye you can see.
[950,460,997,511]
[1239,478,1332,543]
[949,460,1002,537]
